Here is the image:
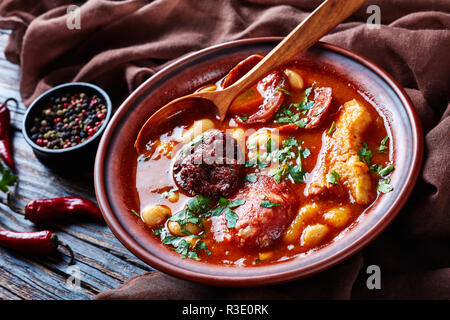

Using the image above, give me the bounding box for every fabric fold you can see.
[0,0,448,300]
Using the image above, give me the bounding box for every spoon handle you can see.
[226,0,367,94]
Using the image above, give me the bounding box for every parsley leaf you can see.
[378,164,395,177]
[275,88,291,95]
[269,164,288,183]
[288,164,306,183]
[224,207,239,228]
[238,114,248,122]
[260,200,281,208]
[357,142,372,164]
[274,105,309,127]
[244,173,258,183]
[378,136,389,153]
[302,148,311,158]
[228,199,246,208]
[0,163,17,193]
[327,121,336,136]
[370,163,395,177]
[186,195,211,214]
[131,209,140,218]
[326,171,340,185]
[378,178,394,193]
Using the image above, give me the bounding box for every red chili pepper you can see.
[0,98,16,169]
[0,230,74,264]
[24,196,103,223]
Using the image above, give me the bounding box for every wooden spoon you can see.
[136,0,366,154]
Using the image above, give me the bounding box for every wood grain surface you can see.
[0,30,151,300]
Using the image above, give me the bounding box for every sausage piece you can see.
[223,55,289,125]
[211,175,298,248]
[305,87,333,129]
[221,55,263,88]
[173,129,245,198]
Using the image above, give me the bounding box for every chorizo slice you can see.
[305,87,333,129]
[221,55,263,88]
[230,70,289,124]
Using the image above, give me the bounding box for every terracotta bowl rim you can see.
[94,37,423,287]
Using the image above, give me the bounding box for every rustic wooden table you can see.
[0,31,151,300]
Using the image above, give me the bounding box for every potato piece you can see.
[142,205,171,228]
[168,221,201,236]
[284,68,304,90]
[283,203,320,244]
[301,224,329,248]
[307,99,373,204]
[258,251,274,261]
[181,119,215,144]
[323,206,352,228]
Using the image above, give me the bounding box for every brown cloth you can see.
[1,0,449,299]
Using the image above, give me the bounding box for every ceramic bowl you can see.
[23,82,112,170]
[94,38,423,287]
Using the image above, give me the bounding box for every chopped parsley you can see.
[0,163,17,193]
[155,194,251,260]
[327,121,336,136]
[274,88,313,127]
[302,148,311,158]
[131,209,140,218]
[203,197,245,228]
[260,200,281,208]
[370,163,395,177]
[275,88,291,95]
[270,164,288,183]
[267,137,308,184]
[238,114,248,122]
[274,105,309,128]
[378,178,394,193]
[378,164,395,176]
[155,227,210,261]
[378,136,389,153]
[357,142,372,165]
[244,173,258,183]
[326,171,340,185]
[224,207,239,228]
[288,164,306,183]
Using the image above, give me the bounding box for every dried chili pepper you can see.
[0,98,17,169]
[0,230,74,264]
[5,194,103,224]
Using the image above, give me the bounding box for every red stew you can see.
[134,57,393,266]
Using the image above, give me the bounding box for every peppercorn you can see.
[30,92,107,149]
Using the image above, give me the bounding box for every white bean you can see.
[141,205,171,228]
[284,68,304,90]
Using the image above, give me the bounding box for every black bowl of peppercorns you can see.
[23,82,112,171]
